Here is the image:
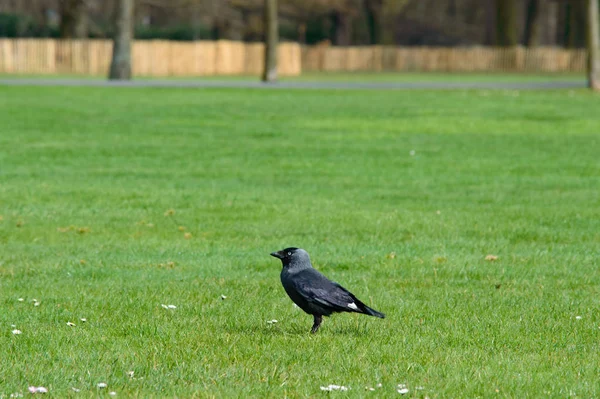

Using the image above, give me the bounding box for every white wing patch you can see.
[348,302,359,311]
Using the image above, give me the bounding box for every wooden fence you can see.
[0,39,302,76]
[0,39,588,76]
[302,45,587,73]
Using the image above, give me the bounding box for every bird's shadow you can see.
[225,320,373,337]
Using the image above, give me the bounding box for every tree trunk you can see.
[364,0,383,45]
[567,0,587,48]
[109,0,134,80]
[556,1,568,46]
[191,1,201,40]
[484,0,497,45]
[59,0,87,38]
[495,0,518,46]
[298,22,306,44]
[588,0,600,90]
[211,19,221,40]
[262,0,278,82]
[544,0,558,45]
[523,0,542,46]
[332,11,352,46]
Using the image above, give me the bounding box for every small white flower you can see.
[267,319,278,324]
[109,392,117,396]
[66,322,76,327]
[376,383,383,388]
[35,387,47,394]
[33,301,40,307]
[71,387,81,392]
[161,304,168,309]
[575,316,582,320]
[80,318,87,322]
[12,329,22,335]
[18,298,24,302]
[28,387,37,394]
[127,371,135,378]
[320,385,348,391]
[97,382,107,389]
[167,305,177,309]
[221,295,227,300]
[409,150,416,156]
[398,388,409,394]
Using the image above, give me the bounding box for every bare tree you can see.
[588,0,600,90]
[484,0,497,45]
[523,0,542,46]
[495,0,518,46]
[59,0,88,38]
[109,0,134,80]
[364,0,383,44]
[262,0,278,82]
[331,9,353,45]
[567,0,587,48]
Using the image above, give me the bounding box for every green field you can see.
[1,85,599,397]
[0,71,586,84]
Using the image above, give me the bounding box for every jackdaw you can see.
[270,247,385,333]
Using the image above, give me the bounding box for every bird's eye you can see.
[287,252,291,256]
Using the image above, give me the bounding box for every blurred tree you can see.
[495,0,518,45]
[484,0,496,44]
[109,0,133,80]
[523,0,542,46]
[588,0,600,90]
[330,7,352,45]
[59,0,87,38]
[262,0,277,82]
[0,0,593,49]
[566,0,587,48]
[542,0,558,45]
[363,0,383,44]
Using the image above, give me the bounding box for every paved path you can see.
[0,78,586,90]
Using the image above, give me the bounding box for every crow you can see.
[270,247,385,333]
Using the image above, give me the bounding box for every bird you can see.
[270,247,385,333]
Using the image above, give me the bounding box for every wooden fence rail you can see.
[0,39,587,76]
[0,39,302,76]
[302,45,587,73]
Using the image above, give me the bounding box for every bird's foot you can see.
[310,315,322,334]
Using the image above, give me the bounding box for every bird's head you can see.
[270,247,311,268]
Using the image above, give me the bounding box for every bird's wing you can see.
[293,269,357,312]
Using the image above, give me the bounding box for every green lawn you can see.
[288,72,585,83]
[0,71,586,84]
[1,85,599,397]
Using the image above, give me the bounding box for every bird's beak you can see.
[270,251,284,259]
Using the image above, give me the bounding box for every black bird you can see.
[270,247,385,333]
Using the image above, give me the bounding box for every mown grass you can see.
[0,71,586,84]
[0,85,599,398]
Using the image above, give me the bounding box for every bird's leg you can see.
[310,315,322,334]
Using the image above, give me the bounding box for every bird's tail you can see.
[363,305,385,318]
[355,299,385,318]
